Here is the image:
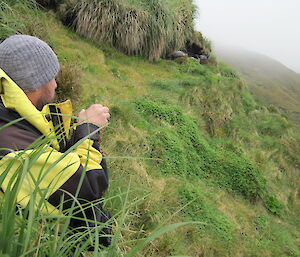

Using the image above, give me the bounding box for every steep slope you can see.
[213,44,300,130]
[0,2,300,257]
[35,13,300,256]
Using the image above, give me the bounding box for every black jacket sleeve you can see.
[47,123,112,247]
[48,123,109,207]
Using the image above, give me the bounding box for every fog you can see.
[193,0,300,73]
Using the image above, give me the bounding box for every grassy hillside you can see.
[213,44,300,131]
[0,1,300,257]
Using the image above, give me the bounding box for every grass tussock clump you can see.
[264,196,285,216]
[58,0,196,60]
[56,62,82,104]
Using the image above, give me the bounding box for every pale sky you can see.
[193,0,300,73]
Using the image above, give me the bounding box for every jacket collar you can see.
[0,69,73,150]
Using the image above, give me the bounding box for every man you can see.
[0,35,111,246]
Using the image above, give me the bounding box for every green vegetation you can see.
[56,62,82,103]
[264,196,285,216]
[134,99,266,201]
[0,1,300,256]
[179,183,234,243]
[54,0,196,60]
[0,130,109,257]
[36,0,212,60]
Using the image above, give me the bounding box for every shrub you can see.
[150,129,191,176]
[215,151,266,201]
[179,183,234,242]
[135,99,266,201]
[56,62,82,104]
[134,99,184,125]
[264,196,284,216]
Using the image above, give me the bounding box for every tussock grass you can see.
[56,62,82,103]
[58,0,196,60]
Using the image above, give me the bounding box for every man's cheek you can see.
[52,92,57,102]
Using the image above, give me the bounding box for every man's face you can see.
[35,79,57,111]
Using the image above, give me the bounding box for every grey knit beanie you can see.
[0,35,60,92]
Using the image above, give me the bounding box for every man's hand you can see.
[78,104,110,127]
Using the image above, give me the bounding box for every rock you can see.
[169,51,188,59]
[200,55,208,64]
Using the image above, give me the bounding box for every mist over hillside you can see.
[213,43,300,130]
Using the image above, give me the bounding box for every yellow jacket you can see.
[0,69,107,215]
